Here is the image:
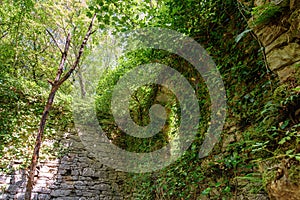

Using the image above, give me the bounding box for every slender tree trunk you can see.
[24,85,59,200]
[78,69,86,98]
[24,14,96,200]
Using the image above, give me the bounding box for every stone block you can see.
[82,191,95,197]
[254,25,287,47]
[267,43,300,71]
[82,168,95,177]
[265,33,289,54]
[277,62,299,81]
[50,189,71,197]
[38,194,51,200]
[94,171,108,180]
[90,184,110,191]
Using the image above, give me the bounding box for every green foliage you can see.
[91,0,289,198]
[0,74,73,172]
[0,0,299,198]
[95,44,213,198]
[251,3,283,26]
[0,0,92,172]
[89,0,157,32]
[95,49,186,152]
[261,83,300,125]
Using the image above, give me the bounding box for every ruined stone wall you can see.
[0,132,128,200]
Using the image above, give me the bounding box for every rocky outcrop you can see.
[266,160,300,200]
[246,1,300,199]
[0,132,128,200]
[251,0,300,82]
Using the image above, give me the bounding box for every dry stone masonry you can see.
[0,132,128,200]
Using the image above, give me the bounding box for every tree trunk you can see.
[78,69,86,98]
[24,85,59,199]
[24,14,96,200]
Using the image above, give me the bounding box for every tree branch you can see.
[54,33,71,83]
[57,14,96,86]
[46,28,64,54]
[0,31,8,40]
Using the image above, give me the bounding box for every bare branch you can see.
[47,79,54,86]
[0,32,8,40]
[54,32,71,83]
[46,29,63,54]
[91,29,97,35]
[0,26,10,40]
[58,14,96,85]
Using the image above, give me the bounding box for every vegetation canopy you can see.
[0,0,299,199]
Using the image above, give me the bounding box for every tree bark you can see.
[24,14,96,200]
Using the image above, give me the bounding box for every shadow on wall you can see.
[0,132,127,200]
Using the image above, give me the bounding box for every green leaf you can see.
[280,120,289,129]
[201,187,212,195]
[293,87,300,92]
[285,149,294,155]
[278,138,286,145]
[235,29,252,43]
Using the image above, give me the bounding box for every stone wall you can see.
[0,132,128,200]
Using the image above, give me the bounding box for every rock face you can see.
[251,0,300,81]
[266,160,300,200]
[0,132,128,200]
[248,0,300,199]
